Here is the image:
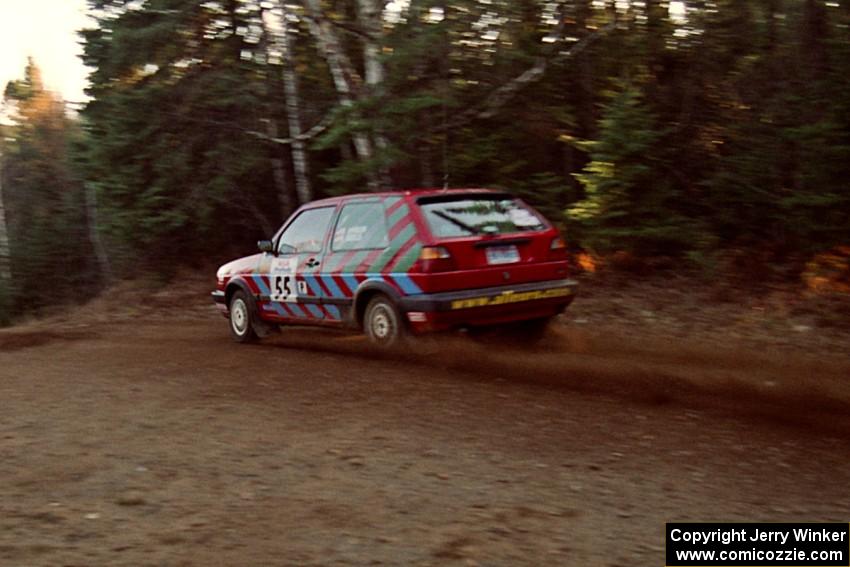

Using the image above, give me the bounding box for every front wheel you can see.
[229,290,259,343]
[363,295,406,347]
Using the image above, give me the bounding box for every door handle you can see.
[305,258,320,268]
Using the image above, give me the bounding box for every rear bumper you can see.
[399,278,577,332]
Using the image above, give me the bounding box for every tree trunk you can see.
[575,0,596,138]
[766,0,779,53]
[302,0,362,96]
[264,118,296,217]
[279,2,313,205]
[302,0,378,190]
[0,147,11,282]
[84,182,112,284]
[357,0,384,89]
[802,0,828,77]
[445,18,613,129]
[357,0,391,188]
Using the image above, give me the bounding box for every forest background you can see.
[0,0,848,324]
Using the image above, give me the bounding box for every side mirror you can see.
[257,240,274,253]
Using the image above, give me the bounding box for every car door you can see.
[320,198,393,322]
[260,205,337,324]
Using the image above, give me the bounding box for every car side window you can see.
[331,201,389,251]
[277,207,335,254]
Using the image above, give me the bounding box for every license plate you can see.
[485,245,520,265]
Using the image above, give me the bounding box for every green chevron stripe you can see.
[387,204,410,227]
[370,224,416,272]
[391,242,423,272]
[342,250,370,272]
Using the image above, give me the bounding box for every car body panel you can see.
[213,189,576,335]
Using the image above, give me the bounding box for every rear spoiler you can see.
[415,192,513,205]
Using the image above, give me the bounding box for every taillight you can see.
[417,246,455,273]
[549,236,567,260]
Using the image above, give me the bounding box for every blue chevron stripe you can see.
[302,274,323,298]
[341,275,360,296]
[284,303,303,317]
[253,275,271,296]
[324,305,341,319]
[321,275,344,298]
[304,304,324,319]
[390,273,422,294]
[263,302,287,316]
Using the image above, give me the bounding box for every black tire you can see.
[363,295,406,347]
[228,290,259,343]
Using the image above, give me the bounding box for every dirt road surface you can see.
[2,307,850,566]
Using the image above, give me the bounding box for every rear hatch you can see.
[413,193,567,291]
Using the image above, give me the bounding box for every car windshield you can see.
[419,196,545,238]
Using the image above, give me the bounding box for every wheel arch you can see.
[225,277,256,308]
[353,280,403,329]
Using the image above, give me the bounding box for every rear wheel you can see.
[364,295,405,347]
[229,290,259,343]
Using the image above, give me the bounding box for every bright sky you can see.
[0,0,91,104]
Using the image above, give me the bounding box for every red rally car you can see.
[212,189,577,345]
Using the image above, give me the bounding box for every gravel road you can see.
[1,317,849,567]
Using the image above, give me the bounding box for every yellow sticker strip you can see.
[450,287,573,310]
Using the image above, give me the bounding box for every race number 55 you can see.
[271,275,297,302]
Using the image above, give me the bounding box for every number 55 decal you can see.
[271,275,298,302]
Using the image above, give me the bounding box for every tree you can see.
[2,59,97,315]
[0,138,11,283]
[277,0,312,205]
[0,133,12,325]
[568,83,692,257]
[80,0,288,269]
[71,0,850,282]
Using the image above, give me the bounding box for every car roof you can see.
[302,188,506,208]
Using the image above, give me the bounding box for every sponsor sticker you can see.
[271,257,298,274]
[270,275,297,302]
[270,257,299,302]
[450,287,572,310]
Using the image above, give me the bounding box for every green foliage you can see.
[79,0,287,270]
[698,0,850,259]
[0,0,844,322]
[567,84,692,256]
[2,60,99,317]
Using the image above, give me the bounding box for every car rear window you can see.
[418,196,546,238]
[332,201,389,251]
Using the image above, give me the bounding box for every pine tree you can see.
[568,84,691,257]
[2,59,96,315]
[79,0,287,271]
